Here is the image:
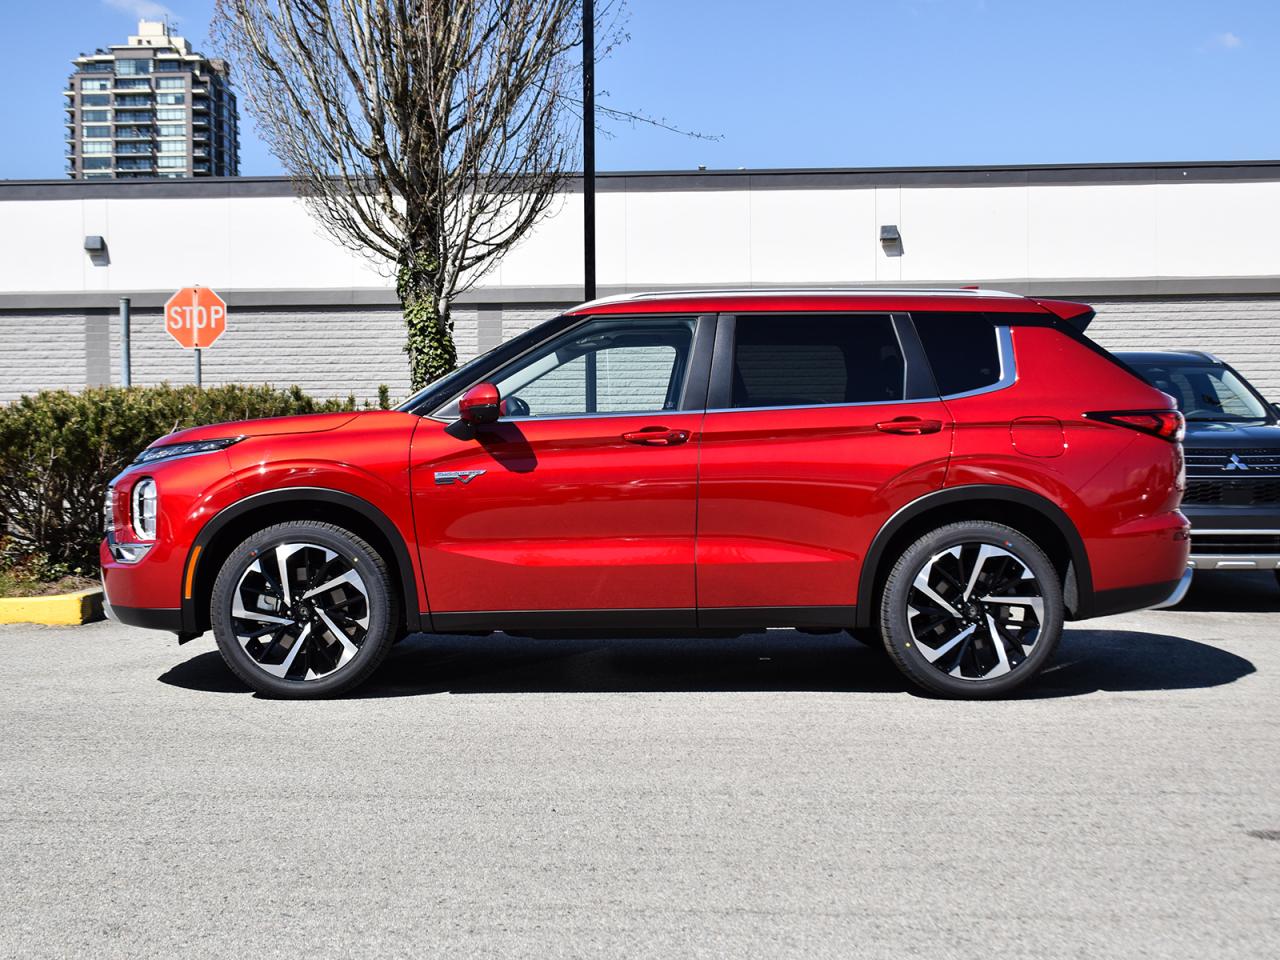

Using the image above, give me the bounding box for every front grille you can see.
[1191,533,1280,554]
[1184,479,1280,505]
[1184,447,1280,475]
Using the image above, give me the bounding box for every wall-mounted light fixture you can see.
[879,225,901,245]
[84,235,107,253]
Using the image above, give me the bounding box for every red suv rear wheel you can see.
[878,521,1064,698]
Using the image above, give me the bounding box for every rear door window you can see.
[910,312,1003,396]
[730,314,905,408]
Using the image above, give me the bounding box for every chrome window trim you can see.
[702,396,932,416]
[927,324,1016,401]
[506,408,705,425]
[706,318,1014,414]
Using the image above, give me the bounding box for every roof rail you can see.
[573,286,1023,311]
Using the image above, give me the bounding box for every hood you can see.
[152,411,362,448]
[1184,419,1280,446]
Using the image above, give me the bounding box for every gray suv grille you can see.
[1184,448,1280,475]
[1184,479,1280,505]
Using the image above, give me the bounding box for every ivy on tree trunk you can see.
[397,250,457,391]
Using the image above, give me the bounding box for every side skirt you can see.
[429,605,856,637]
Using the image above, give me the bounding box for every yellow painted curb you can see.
[0,588,104,626]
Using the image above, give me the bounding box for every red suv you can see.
[102,290,1189,699]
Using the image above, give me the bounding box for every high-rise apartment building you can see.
[65,20,239,179]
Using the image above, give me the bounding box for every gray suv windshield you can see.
[1130,362,1273,423]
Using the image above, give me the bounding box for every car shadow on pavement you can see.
[1166,570,1280,613]
[158,626,1255,700]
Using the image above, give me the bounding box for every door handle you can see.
[622,426,690,446]
[875,417,943,435]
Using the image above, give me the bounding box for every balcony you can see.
[114,128,156,140]
[115,159,154,172]
[114,143,154,155]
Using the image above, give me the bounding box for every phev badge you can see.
[435,469,486,486]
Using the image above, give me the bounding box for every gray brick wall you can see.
[1086,297,1280,401]
[0,314,91,403]
[5,297,1278,407]
[0,303,569,407]
[103,306,418,403]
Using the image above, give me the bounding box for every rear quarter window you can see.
[910,312,1002,396]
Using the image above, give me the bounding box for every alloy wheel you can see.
[905,542,1045,681]
[230,542,371,682]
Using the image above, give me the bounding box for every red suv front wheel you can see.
[210,520,399,698]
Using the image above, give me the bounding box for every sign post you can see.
[164,286,227,386]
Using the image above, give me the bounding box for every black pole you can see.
[583,0,596,302]
[119,297,131,387]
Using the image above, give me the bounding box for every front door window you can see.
[489,317,697,418]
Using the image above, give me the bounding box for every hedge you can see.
[0,384,367,576]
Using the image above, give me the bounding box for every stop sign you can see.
[164,286,227,349]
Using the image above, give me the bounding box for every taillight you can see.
[1085,409,1185,442]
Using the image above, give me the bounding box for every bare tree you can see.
[213,1,618,389]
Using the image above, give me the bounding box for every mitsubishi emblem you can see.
[1224,453,1249,471]
[435,469,486,486]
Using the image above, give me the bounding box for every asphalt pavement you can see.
[1,571,1278,959]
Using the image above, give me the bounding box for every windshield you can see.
[1130,361,1274,423]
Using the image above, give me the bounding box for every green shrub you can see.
[0,384,355,574]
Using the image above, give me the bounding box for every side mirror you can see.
[458,382,501,426]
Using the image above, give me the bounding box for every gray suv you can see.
[1119,350,1280,587]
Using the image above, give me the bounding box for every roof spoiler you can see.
[1031,298,1095,332]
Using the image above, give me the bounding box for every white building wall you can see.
[5,174,1280,297]
[3,164,1280,404]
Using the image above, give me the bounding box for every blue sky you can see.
[1,0,1277,179]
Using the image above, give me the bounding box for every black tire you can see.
[211,520,398,699]
[878,521,1063,699]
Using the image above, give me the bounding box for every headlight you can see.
[132,478,158,540]
[132,437,242,465]
[104,484,115,535]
